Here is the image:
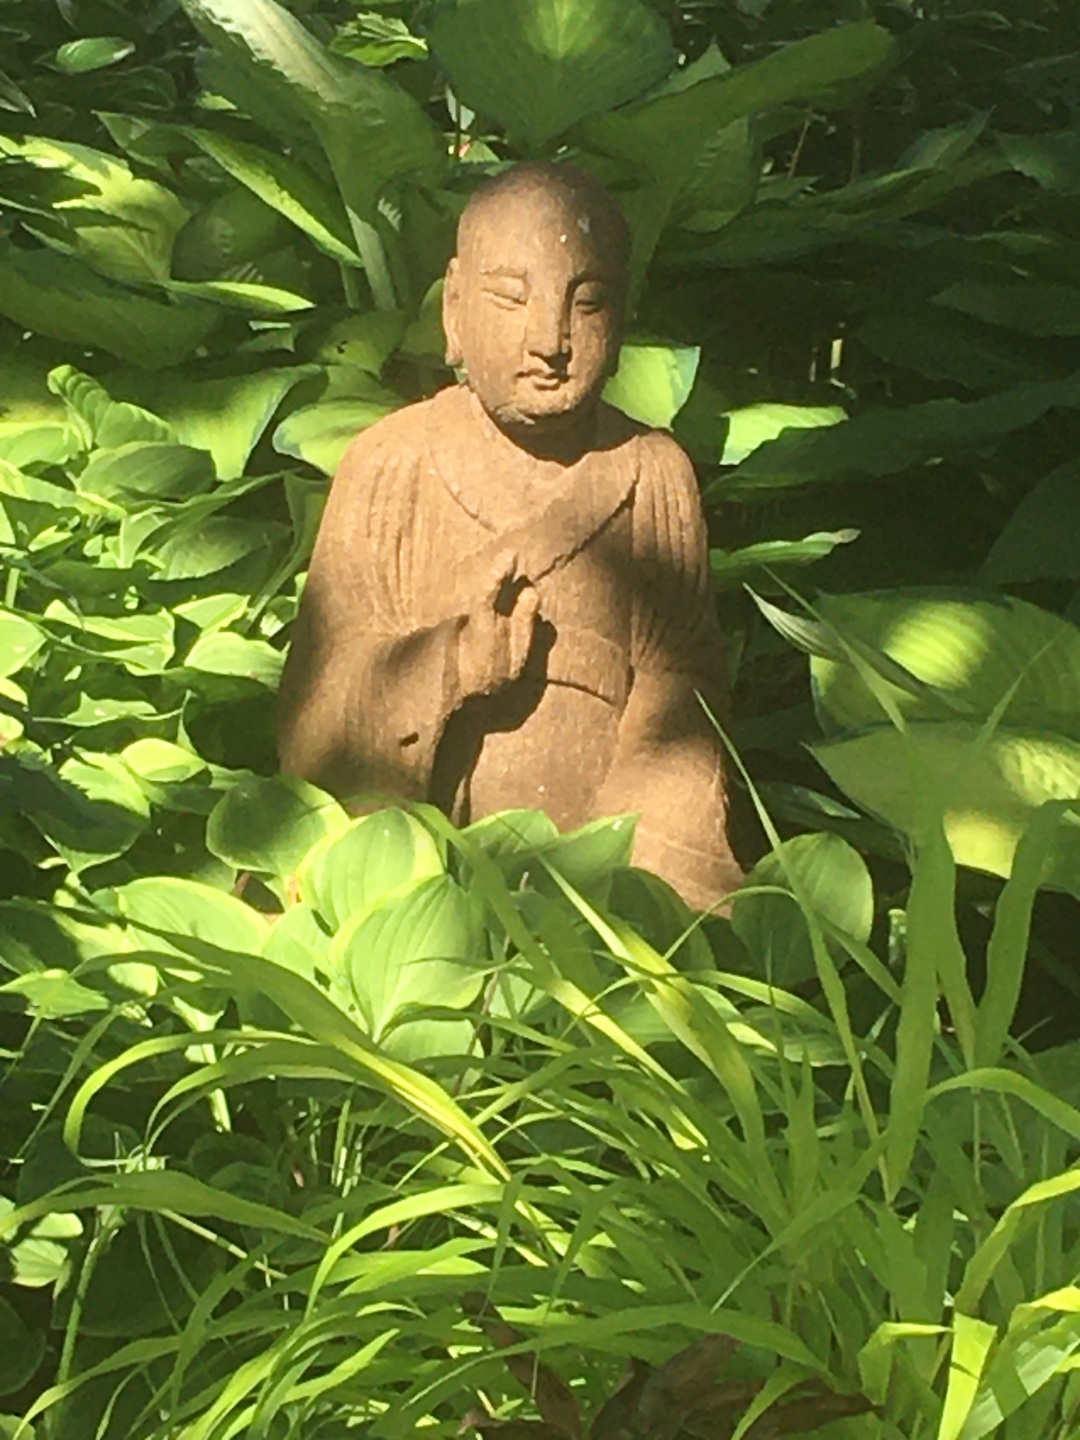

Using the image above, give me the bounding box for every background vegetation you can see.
[2,0,1080,1435]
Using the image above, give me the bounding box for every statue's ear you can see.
[442,258,464,369]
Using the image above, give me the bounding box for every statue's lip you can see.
[518,369,565,388]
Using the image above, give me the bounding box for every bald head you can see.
[443,164,629,450]
[457,163,631,282]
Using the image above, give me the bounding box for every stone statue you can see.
[277,163,742,911]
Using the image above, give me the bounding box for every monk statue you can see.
[277,162,743,911]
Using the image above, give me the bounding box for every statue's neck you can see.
[468,388,598,467]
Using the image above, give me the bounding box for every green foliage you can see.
[1,0,1080,1436]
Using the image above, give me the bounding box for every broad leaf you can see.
[180,0,445,217]
[812,722,1080,894]
[207,773,348,884]
[811,590,1080,740]
[0,136,188,285]
[187,128,360,265]
[301,809,445,931]
[431,0,676,151]
[982,462,1080,584]
[603,341,700,430]
[273,388,401,474]
[76,442,216,505]
[732,832,873,988]
[332,873,482,1054]
[0,249,219,368]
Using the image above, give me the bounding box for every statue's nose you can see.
[524,296,569,364]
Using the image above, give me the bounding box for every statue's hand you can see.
[457,552,539,695]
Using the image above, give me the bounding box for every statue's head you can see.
[443,163,630,449]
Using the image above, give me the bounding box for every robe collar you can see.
[425,384,639,580]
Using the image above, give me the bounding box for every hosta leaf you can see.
[812,722,1080,894]
[301,809,445,931]
[712,371,1080,497]
[0,249,218,368]
[180,0,445,217]
[187,128,360,264]
[121,739,207,785]
[207,773,348,884]
[732,832,873,988]
[603,341,700,430]
[54,37,136,75]
[935,280,1080,337]
[431,0,676,151]
[720,403,846,466]
[166,277,314,314]
[115,876,267,955]
[533,814,637,903]
[183,631,284,688]
[811,590,1080,740]
[0,611,45,679]
[76,442,216,505]
[114,367,312,480]
[43,601,175,673]
[154,517,288,579]
[333,874,482,1052]
[48,364,175,448]
[273,390,401,474]
[0,136,188,286]
[580,22,893,195]
[982,462,1080,584]
[0,970,109,1019]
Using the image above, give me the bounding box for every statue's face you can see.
[443,188,623,439]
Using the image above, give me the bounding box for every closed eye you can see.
[484,288,527,309]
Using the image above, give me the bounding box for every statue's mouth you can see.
[519,368,566,390]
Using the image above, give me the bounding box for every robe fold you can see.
[278,383,741,910]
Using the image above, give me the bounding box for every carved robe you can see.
[278,383,741,910]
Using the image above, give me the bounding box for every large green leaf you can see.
[713,371,1080,497]
[272,388,401,474]
[720,402,846,465]
[812,723,1080,893]
[982,462,1080,584]
[75,442,216,505]
[0,136,189,285]
[180,0,445,218]
[114,876,267,955]
[43,601,175,673]
[154,517,289,579]
[331,873,482,1054]
[7,749,150,871]
[430,0,676,151]
[187,128,360,265]
[183,631,284,688]
[811,590,1080,741]
[208,773,348,887]
[731,832,873,988]
[300,809,445,932]
[0,249,219,368]
[583,21,893,189]
[603,341,700,430]
[114,367,312,480]
[47,365,175,449]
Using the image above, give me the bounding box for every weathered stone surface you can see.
[279,163,742,910]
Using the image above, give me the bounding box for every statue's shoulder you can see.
[335,394,441,481]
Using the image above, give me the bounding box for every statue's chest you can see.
[423,465,636,637]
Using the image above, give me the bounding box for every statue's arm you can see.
[595,434,742,910]
[277,421,538,803]
[277,430,457,800]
